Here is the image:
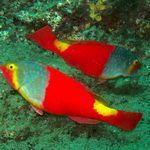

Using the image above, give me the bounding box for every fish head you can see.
[0,63,19,90]
[127,59,141,75]
[0,61,49,108]
[101,47,141,79]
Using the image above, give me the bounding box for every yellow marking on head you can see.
[54,39,70,52]
[6,63,20,90]
[93,99,118,116]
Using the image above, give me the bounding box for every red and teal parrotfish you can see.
[0,61,142,131]
[28,26,141,81]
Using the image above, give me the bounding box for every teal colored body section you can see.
[102,47,138,78]
[17,61,49,106]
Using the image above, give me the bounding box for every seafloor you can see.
[0,0,149,150]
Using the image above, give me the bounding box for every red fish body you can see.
[28,26,140,79]
[60,41,115,77]
[44,66,142,130]
[0,61,142,131]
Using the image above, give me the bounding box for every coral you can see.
[89,0,108,22]
[14,1,62,30]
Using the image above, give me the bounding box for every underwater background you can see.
[0,0,149,149]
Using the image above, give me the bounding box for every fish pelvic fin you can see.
[27,25,62,54]
[93,99,142,131]
[31,105,44,115]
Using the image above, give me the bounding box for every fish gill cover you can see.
[0,0,150,150]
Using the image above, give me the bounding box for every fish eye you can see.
[9,65,13,69]
[134,60,139,64]
[8,64,15,70]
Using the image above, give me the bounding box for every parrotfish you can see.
[28,26,141,81]
[0,61,142,131]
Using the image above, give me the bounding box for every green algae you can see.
[0,0,150,149]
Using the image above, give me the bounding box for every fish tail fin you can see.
[27,26,60,54]
[94,99,142,131]
[112,110,143,131]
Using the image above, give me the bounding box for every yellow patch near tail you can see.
[93,99,118,116]
[13,68,20,90]
[54,39,70,52]
[6,63,20,90]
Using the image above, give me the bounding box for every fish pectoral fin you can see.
[31,105,44,115]
[97,79,107,84]
[68,116,101,124]
[98,75,108,84]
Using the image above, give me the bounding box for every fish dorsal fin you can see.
[84,86,109,106]
[92,93,109,106]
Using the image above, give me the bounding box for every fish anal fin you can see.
[31,105,44,115]
[69,116,100,124]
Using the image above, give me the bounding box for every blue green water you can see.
[0,0,149,149]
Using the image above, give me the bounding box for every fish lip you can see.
[0,65,5,69]
[0,66,4,74]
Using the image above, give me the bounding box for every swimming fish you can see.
[28,26,141,81]
[0,61,142,131]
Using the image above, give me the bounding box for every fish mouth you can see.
[0,66,4,74]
